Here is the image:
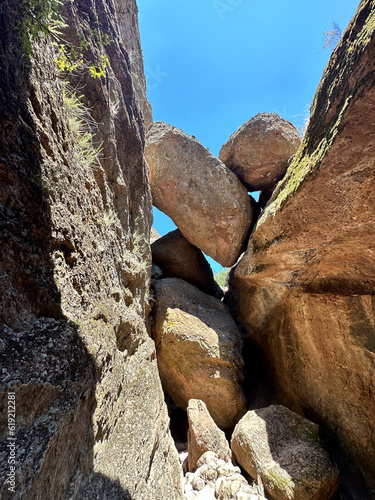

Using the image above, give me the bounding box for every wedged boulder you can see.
[227,2,375,495]
[153,278,246,429]
[146,121,252,267]
[187,399,232,472]
[219,113,301,192]
[231,406,340,500]
[152,229,223,299]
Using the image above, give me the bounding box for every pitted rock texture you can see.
[153,278,246,429]
[228,1,375,496]
[0,1,181,499]
[152,229,223,299]
[231,406,340,500]
[219,113,301,192]
[146,121,253,267]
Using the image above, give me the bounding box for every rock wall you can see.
[228,1,375,496]
[0,1,181,499]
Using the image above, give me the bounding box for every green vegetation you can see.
[16,0,111,78]
[214,269,227,287]
[62,84,102,169]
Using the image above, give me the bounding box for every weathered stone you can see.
[153,278,246,429]
[219,113,301,191]
[197,451,222,469]
[0,1,181,499]
[152,229,223,298]
[231,406,340,500]
[227,2,375,496]
[146,121,253,267]
[150,226,161,243]
[187,399,232,471]
[215,475,249,500]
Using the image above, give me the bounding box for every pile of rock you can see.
[179,399,339,500]
[183,451,264,500]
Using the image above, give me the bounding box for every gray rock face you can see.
[0,1,181,499]
[187,399,232,472]
[153,278,246,429]
[146,121,253,267]
[152,229,223,298]
[219,113,301,191]
[231,406,340,500]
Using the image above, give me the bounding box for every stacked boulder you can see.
[146,121,253,268]
[219,113,301,206]
[146,114,301,433]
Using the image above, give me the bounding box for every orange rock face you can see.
[152,229,223,298]
[219,113,301,192]
[146,122,252,267]
[228,1,375,496]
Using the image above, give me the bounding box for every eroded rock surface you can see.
[146,121,253,267]
[219,113,301,192]
[153,278,246,429]
[187,399,232,472]
[228,1,375,495]
[0,1,181,498]
[231,406,340,500]
[152,229,223,298]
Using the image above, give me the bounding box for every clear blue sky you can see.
[137,0,359,272]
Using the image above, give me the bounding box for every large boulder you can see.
[151,229,223,298]
[187,399,232,472]
[219,113,301,192]
[231,406,340,500]
[153,278,246,429]
[227,1,375,496]
[145,121,252,267]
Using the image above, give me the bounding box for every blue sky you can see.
[137,0,360,272]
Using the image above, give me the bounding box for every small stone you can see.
[196,451,219,469]
[197,464,218,483]
[217,463,241,477]
[191,475,205,492]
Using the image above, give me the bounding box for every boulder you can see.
[152,229,223,298]
[231,406,340,500]
[227,2,375,496]
[187,399,232,471]
[150,226,161,243]
[219,113,301,191]
[146,121,252,267]
[153,278,246,429]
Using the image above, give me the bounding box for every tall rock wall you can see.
[228,0,375,496]
[0,1,181,498]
